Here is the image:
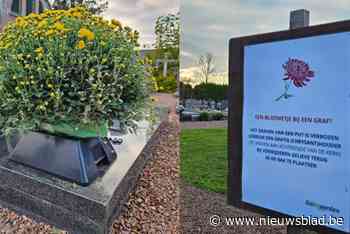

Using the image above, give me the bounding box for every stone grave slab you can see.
[0,110,167,234]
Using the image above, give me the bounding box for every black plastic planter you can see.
[10,131,117,186]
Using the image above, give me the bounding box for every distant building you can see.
[0,0,50,29]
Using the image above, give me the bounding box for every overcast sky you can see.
[181,0,350,83]
[102,0,179,47]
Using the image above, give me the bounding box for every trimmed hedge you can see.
[211,112,224,121]
[199,112,209,121]
[180,82,227,101]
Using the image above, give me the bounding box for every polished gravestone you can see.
[0,108,168,234]
[10,133,117,186]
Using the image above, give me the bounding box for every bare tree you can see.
[197,53,215,84]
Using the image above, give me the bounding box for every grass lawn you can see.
[180,128,227,194]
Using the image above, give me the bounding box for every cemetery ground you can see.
[180,128,228,193]
[180,126,287,233]
[0,93,180,233]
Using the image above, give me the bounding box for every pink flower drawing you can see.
[275,58,315,101]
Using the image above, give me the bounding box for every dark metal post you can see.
[290,9,310,29]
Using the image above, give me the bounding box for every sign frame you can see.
[227,19,350,234]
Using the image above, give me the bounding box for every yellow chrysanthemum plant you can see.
[0,7,150,138]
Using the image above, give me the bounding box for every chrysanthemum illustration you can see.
[275,58,315,101]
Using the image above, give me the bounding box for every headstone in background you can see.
[222,100,228,110]
[210,100,216,110]
[185,99,192,108]
[202,100,208,110]
[195,99,201,109]
[216,101,222,110]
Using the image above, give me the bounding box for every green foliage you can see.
[197,111,224,121]
[153,75,177,93]
[179,82,193,99]
[180,128,227,193]
[155,13,179,50]
[199,112,209,121]
[150,12,179,85]
[211,112,224,121]
[193,83,228,101]
[52,0,108,14]
[0,7,150,136]
[180,82,228,101]
[148,52,178,92]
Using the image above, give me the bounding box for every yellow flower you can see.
[78,28,95,41]
[54,22,65,31]
[128,31,134,39]
[77,40,85,49]
[35,47,44,54]
[72,12,82,18]
[46,29,55,36]
[15,18,27,27]
[38,20,47,28]
[111,19,122,28]
[4,43,11,48]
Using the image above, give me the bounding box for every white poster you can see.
[242,31,350,232]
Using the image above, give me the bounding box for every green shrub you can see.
[199,112,209,121]
[211,112,224,121]
[154,75,177,93]
[180,82,227,101]
[0,7,150,137]
[179,82,192,100]
[180,113,192,122]
[193,83,228,101]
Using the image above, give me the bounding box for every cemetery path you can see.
[181,120,227,129]
[180,182,286,234]
[111,119,180,233]
[153,92,178,123]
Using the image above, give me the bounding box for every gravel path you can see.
[111,93,180,233]
[181,120,227,129]
[111,120,180,233]
[0,206,65,234]
[180,182,286,234]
